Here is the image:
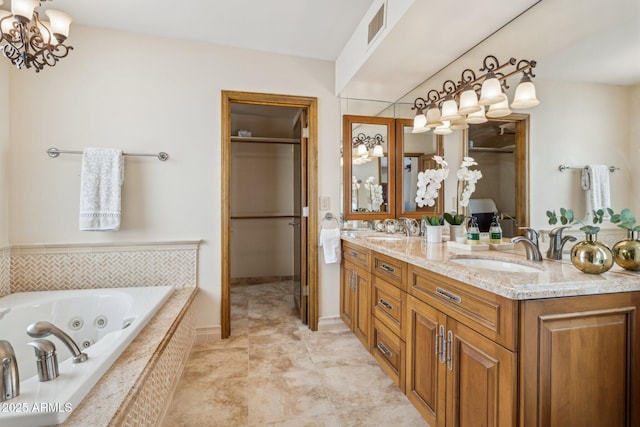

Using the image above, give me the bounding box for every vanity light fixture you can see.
[0,0,73,72]
[412,55,539,133]
[352,132,384,163]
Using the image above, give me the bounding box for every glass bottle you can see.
[489,215,503,244]
[467,217,480,245]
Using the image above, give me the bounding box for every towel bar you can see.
[47,147,169,161]
[558,164,618,173]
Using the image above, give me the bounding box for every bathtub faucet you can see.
[27,321,88,363]
[0,340,19,401]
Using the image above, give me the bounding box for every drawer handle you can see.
[380,263,396,273]
[436,287,462,304]
[377,342,393,358]
[350,250,359,258]
[379,298,393,311]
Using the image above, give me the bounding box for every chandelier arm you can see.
[412,97,428,111]
[440,80,458,98]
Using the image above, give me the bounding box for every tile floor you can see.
[163,280,429,427]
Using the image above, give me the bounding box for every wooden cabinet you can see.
[520,292,640,427]
[341,242,372,351]
[406,265,517,427]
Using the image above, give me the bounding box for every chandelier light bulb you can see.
[458,87,482,115]
[440,97,461,122]
[511,74,540,109]
[478,72,504,106]
[465,106,488,124]
[486,93,512,118]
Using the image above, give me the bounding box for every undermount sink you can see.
[450,257,542,273]
[366,235,405,242]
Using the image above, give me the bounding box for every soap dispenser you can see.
[467,217,480,245]
[489,215,503,244]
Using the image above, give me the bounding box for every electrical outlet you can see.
[320,196,330,211]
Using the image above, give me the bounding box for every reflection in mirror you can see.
[343,115,395,220]
[395,118,443,218]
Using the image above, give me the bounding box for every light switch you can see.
[320,196,330,211]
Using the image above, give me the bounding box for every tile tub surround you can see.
[341,233,640,300]
[62,287,197,427]
[0,247,9,297]
[9,241,200,293]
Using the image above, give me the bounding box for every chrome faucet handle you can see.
[519,227,540,245]
[27,339,59,382]
[27,321,88,363]
[0,340,19,401]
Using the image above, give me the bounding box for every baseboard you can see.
[317,316,349,331]
[195,326,221,344]
[231,275,294,285]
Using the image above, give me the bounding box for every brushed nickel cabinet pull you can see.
[446,330,454,371]
[436,287,462,304]
[438,325,446,364]
[380,263,396,273]
[379,298,393,310]
[350,250,359,258]
[377,342,393,358]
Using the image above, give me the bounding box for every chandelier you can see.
[352,133,384,164]
[412,55,539,135]
[0,0,73,72]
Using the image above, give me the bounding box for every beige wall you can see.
[7,25,342,330]
[0,61,8,247]
[631,84,640,216]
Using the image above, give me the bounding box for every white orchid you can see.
[415,156,450,208]
[455,157,482,208]
[351,176,360,190]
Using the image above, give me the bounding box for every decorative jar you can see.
[612,230,640,271]
[570,233,614,274]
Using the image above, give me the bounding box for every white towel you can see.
[79,148,124,231]
[585,165,611,219]
[319,228,341,264]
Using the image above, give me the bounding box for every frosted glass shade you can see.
[413,112,427,130]
[465,107,487,124]
[12,0,38,20]
[433,121,452,135]
[356,144,368,157]
[511,76,540,108]
[425,105,443,128]
[478,73,504,105]
[486,94,512,118]
[0,10,16,34]
[46,9,73,40]
[37,21,55,45]
[450,117,469,130]
[440,98,461,121]
[372,144,384,157]
[458,88,482,115]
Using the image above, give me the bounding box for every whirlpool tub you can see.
[0,286,175,427]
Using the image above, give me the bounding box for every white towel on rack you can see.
[319,227,341,264]
[79,148,124,231]
[585,165,611,219]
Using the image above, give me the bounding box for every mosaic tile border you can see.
[9,241,200,293]
[0,247,9,298]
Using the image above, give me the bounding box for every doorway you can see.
[221,91,318,339]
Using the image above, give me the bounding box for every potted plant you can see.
[610,208,640,271]
[422,214,444,243]
[546,208,614,274]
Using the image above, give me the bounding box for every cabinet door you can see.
[353,265,372,351]
[521,293,640,427]
[445,319,517,427]
[406,295,447,427]
[340,261,356,330]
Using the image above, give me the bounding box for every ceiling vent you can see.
[367,3,386,45]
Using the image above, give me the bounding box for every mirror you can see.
[343,115,395,220]
[395,119,444,218]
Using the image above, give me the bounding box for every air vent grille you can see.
[367,3,385,45]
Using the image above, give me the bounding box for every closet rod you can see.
[47,147,169,161]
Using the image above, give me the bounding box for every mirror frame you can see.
[343,114,396,220]
[394,118,444,219]
[463,113,530,233]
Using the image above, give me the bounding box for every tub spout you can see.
[0,340,19,401]
[27,321,88,363]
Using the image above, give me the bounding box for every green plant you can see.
[611,208,640,232]
[546,207,612,235]
[444,212,465,225]
[423,214,444,226]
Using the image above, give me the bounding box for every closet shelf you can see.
[231,136,301,144]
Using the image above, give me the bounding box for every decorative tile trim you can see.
[195,326,222,344]
[10,241,200,293]
[0,247,9,298]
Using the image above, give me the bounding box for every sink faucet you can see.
[0,340,19,401]
[27,321,88,363]
[546,226,577,260]
[399,218,419,236]
[512,227,543,262]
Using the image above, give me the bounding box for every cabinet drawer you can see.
[372,251,406,290]
[343,241,370,269]
[372,317,405,392]
[408,265,518,350]
[372,275,406,337]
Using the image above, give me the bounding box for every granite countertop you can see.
[341,232,640,300]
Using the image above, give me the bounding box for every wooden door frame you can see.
[221,90,319,339]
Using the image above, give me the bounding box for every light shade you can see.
[465,106,488,124]
[413,111,427,131]
[11,0,38,21]
[356,144,368,157]
[46,9,73,40]
[486,93,512,118]
[450,116,469,130]
[458,88,482,115]
[372,144,384,157]
[440,97,461,121]
[433,121,452,135]
[478,72,504,105]
[510,74,540,108]
[425,104,443,128]
[37,21,55,45]
[0,10,16,34]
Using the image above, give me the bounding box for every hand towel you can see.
[586,165,611,219]
[79,148,124,231]
[319,228,341,264]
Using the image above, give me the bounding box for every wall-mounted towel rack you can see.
[47,147,169,161]
[558,164,619,173]
[321,212,340,229]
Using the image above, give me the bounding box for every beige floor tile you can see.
[183,346,248,381]
[248,340,315,378]
[257,414,342,427]
[303,329,378,368]
[335,401,429,426]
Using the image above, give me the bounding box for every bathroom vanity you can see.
[340,233,640,427]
